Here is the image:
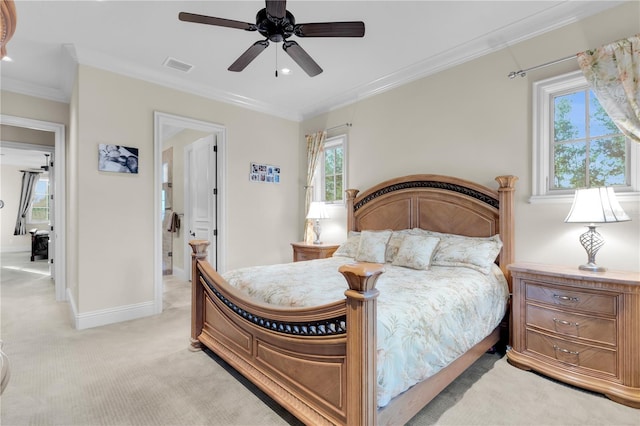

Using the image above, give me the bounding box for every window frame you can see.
[531,70,639,203]
[312,134,347,204]
[28,176,50,224]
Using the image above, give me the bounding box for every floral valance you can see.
[577,34,640,144]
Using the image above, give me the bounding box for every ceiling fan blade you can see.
[265,0,287,20]
[228,40,270,72]
[282,41,323,77]
[294,22,365,37]
[179,12,255,31]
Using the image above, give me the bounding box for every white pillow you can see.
[355,230,392,263]
[385,229,413,263]
[391,234,440,270]
[332,231,360,258]
[431,233,503,274]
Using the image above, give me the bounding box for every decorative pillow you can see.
[391,234,441,270]
[355,230,392,263]
[332,231,360,258]
[385,229,413,263]
[431,233,503,274]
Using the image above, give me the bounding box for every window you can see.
[532,70,639,202]
[313,135,347,203]
[29,176,50,223]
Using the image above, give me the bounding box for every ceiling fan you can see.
[178,0,365,77]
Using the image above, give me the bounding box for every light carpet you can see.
[1,252,637,425]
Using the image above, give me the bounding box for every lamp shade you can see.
[565,187,630,224]
[306,201,328,220]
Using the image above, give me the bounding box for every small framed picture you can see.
[99,144,139,174]
[249,162,280,184]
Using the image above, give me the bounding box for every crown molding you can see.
[1,76,69,103]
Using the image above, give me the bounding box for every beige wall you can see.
[1,125,55,146]
[71,65,300,314]
[2,68,300,321]
[1,91,69,125]
[0,93,68,254]
[301,2,640,272]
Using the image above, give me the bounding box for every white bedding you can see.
[222,257,509,408]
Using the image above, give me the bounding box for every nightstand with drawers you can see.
[291,242,339,262]
[507,263,640,408]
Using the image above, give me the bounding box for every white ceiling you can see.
[0,1,626,121]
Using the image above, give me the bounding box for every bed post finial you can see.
[345,189,359,232]
[339,262,384,426]
[189,240,210,351]
[495,176,517,286]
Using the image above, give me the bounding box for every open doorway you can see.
[0,115,66,302]
[153,112,226,314]
[0,143,53,274]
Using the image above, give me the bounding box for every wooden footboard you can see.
[190,240,384,425]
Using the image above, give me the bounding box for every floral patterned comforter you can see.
[222,257,509,408]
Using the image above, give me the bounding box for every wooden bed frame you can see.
[188,174,517,425]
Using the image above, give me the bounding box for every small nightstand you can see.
[291,242,339,262]
[507,262,640,408]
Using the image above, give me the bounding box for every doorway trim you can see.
[1,114,67,302]
[153,111,227,314]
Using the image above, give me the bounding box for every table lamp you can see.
[306,201,328,244]
[564,187,630,272]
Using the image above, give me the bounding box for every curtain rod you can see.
[327,122,352,132]
[306,122,352,137]
[507,54,576,79]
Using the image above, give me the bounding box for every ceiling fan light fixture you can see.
[179,0,364,77]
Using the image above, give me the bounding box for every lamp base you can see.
[579,262,607,272]
[577,225,606,273]
[312,219,322,245]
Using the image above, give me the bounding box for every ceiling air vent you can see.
[163,57,193,73]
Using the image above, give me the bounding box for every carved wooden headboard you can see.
[345,174,517,285]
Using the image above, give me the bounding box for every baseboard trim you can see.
[67,292,155,330]
[66,287,77,327]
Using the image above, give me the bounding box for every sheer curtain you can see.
[577,34,640,143]
[304,131,326,243]
[14,171,41,235]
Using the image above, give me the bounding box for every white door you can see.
[185,134,217,280]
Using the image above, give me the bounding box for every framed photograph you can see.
[98,144,139,174]
[249,162,280,184]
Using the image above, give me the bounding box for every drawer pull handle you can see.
[553,294,579,302]
[553,345,579,356]
[553,318,579,327]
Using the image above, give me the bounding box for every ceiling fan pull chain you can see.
[275,44,278,77]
